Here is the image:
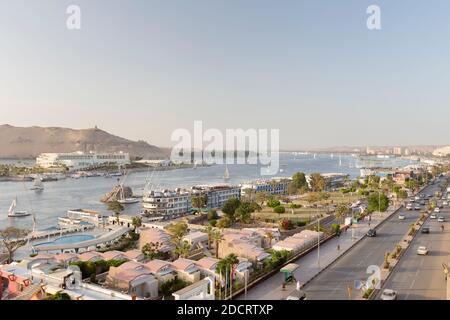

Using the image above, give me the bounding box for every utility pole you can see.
[317,215,321,267]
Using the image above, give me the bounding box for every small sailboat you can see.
[7,198,31,218]
[30,175,44,191]
[339,155,342,167]
[223,165,230,181]
[117,181,139,204]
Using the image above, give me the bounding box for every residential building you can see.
[240,178,290,196]
[182,231,209,248]
[36,151,130,170]
[170,258,201,283]
[172,277,215,300]
[191,185,241,209]
[78,251,103,262]
[142,189,191,219]
[106,261,158,299]
[144,259,175,286]
[100,250,128,261]
[123,249,145,263]
[272,230,324,253]
[219,230,270,262]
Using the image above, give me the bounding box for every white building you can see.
[66,209,109,227]
[191,184,241,209]
[433,146,450,157]
[36,151,130,170]
[240,178,291,196]
[142,189,191,219]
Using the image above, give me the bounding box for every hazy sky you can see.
[1,0,449,149]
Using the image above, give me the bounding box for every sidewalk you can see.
[238,208,396,300]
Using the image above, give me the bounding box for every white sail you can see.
[31,175,44,190]
[223,165,230,180]
[8,198,17,216]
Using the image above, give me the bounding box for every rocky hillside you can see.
[0,124,168,159]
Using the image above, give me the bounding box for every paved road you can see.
[377,184,450,300]
[237,209,392,300]
[301,181,444,300]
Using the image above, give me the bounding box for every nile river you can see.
[0,153,415,231]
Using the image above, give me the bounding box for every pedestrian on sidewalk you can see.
[337,244,340,251]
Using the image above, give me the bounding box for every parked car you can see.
[381,289,397,300]
[398,214,406,220]
[430,214,437,219]
[421,227,430,234]
[417,246,428,255]
[434,208,441,213]
[414,205,421,210]
[367,229,377,237]
[406,204,413,211]
[438,216,445,222]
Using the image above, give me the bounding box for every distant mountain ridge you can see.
[0,124,168,159]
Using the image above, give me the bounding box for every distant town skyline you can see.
[1,1,450,149]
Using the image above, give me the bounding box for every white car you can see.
[430,214,437,219]
[438,216,445,222]
[381,289,397,300]
[398,214,406,220]
[417,246,428,255]
[443,201,448,206]
[414,205,421,210]
[434,207,441,213]
[406,204,413,211]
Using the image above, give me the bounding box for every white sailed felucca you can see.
[223,165,230,181]
[7,197,31,218]
[30,175,44,191]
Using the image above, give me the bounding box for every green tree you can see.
[367,193,389,213]
[273,205,286,214]
[212,229,224,259]
[309,173,326,192]
[335,204,349,224]
[265,231,275,247]
[267,198,281,208]
[235,201,259,223]
[289,172,308,194]
[0,227,29,263]
[191,195,206,210]
[216,254,239,284]
[216,217,231,229]
[207,209,218,221]
[107,200,124,224]
[44,292,72,300]
[255,191,269,206]
[221,198,241,223]
[167,221,189,246]
[131,216,142,230]
[174,240,191,259]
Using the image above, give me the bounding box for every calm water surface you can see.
[0,154,415,230]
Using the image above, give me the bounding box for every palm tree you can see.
[212,229,224,259]
[206,225,215,249]
[131,216,142,230]
[175,240,191,259]
[107,200,124,225]
[335,203,349,224]
[265,231,275,247]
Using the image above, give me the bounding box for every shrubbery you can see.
[273,205,285,214]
